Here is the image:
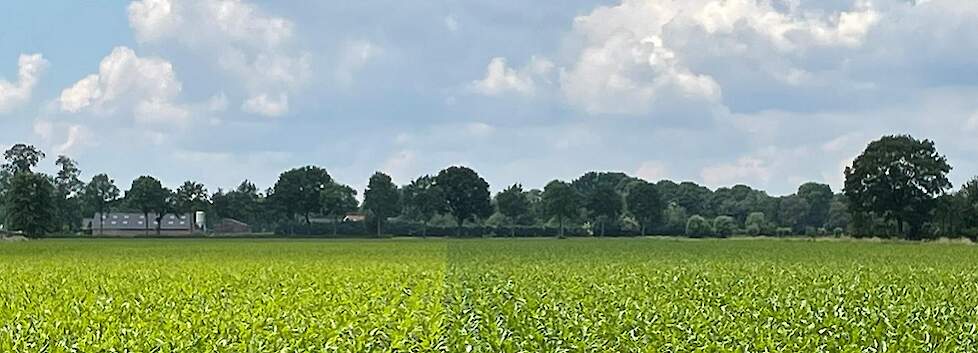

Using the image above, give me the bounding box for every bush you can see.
[745,212,768,236]
[746,223,762,236]
[484,213,508,228]
[686,215,713,238]
[713,216,737,238]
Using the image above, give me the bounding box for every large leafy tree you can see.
[844,135,952,240]
[797,182,833,229]
[662,203,689,234]
[745,212,768,236]
[54,156,84,192]
[525,188,545,225]
[585,184,623,236]
[2,144,53,236]
[433,166,492,236]
[826,194,851,233]
[572,172,639,197]
[933,193,967,237]
[272,166,332,226]
[401,175,446,237]
[152,188,177,235]
[320,182,358,236]
[542,180,580,238]
[495,183,530,237]
[126,176,166,235]
[778,195,810,233]
[625,181,665,236]
[175,181,209,231]
[962,177,978,231]
[711,185,778,224]
[0,168,10,224]
[363,172,400,236]
[52,156,85,233]
[5,172,55,236]
[83,174,120,235]
[2,144,45,174]
[213,180,266,230]
[664,181,714,217]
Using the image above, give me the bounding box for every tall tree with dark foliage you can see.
[626,181,665,236]
[495,183,530,237]
[844,135,952,240]
[434,166,492,236]
[84,174,120,235]
[272,166,332,226]
[363,172,400,236]
[401,175,445,237]
[542,180,580,238]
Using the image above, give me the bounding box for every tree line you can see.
[1,135,976,240]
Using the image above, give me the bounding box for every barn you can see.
[85,213,195,236]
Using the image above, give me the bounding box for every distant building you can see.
[85,213,194,236]
[343,212,367,222]
[213,218,252,234]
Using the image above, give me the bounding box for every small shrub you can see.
[686,215,713,238]
[713,216,737,238]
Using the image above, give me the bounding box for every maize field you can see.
[2,238,978,352]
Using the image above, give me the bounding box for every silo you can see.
[195,211,206,232]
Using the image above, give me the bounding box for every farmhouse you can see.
[343,212,367,222]
[85,213,195,236]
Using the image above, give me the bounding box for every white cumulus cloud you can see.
[241,93,289,117]
[472,56,554,97]
[701,156,772,187]
[485,0,898,116]
[59,46,189,125]
[128,0,309,117]
[0,54,48,113]
[692,0,879,50]
[32,120,94,155]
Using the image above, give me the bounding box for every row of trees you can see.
[2,135,976,240]
[0,145,213,236]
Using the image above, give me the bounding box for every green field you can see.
[2,238,978,352]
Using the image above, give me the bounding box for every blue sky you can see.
[2,0,978,196]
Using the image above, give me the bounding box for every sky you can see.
[2,0,978,196]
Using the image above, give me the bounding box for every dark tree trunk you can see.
[422,221,428,238]
[558,216,565,239]
[332,215,339,236]
[305,213,311,226]
[289,215,295,236]
[99,209,105,235]
[600,221,606,237]
[510,219,516,237]
[908,221,922,241]
[897,217,905,239]
[377,219,383,237]
[155,215,163,236]
[456,217,463,237]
